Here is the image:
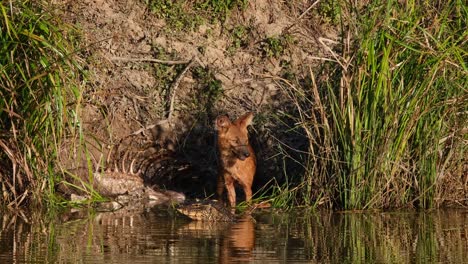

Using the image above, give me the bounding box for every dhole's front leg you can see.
[223,174,237,208]
[226,183,237,208]
[242,184,252,203]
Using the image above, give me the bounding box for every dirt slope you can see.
[55,0,336,197]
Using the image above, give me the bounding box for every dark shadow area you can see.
[140,84,309,203]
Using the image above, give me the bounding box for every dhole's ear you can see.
[215,115,231,131]
[236,112,254,128]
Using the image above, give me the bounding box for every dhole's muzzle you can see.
[232,145,250,160]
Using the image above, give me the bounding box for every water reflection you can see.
[0,208,466,263]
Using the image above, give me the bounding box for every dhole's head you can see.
[216,112,254,161]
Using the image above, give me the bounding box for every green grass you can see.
[0,1,88,208]
[280,0,467,209]
[145,0,248,32]
[145,0,204,31]
[261,34,295,58]
[227,25,251,54]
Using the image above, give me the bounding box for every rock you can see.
[70,194,87,202]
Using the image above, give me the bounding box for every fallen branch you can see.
[128,56,198,136]
[167,58,196,120]
[111,56,190,65]
[130,121,165,136]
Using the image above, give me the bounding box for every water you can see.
[0,207,466,263]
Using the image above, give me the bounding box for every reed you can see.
[283,0,467,209]
[0,1,84,208]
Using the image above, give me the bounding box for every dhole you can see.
[215,112,256,208]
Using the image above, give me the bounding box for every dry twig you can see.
[128,57,198,136]
[111,56,190,65]
[283,0,321,33]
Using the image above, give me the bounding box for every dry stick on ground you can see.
[283,0,321,33]
[117,57,198,136]
[111,56,190,65]
[167,58,196,120]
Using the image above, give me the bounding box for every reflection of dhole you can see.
[215,112,256,207]
[221,216,255,262]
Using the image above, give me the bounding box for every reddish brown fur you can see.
[215,112,256,207]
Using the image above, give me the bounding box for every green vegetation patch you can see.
[0,1,84,208]
[261,34,295,58]
[227,25,252,54]
[190,66,224,116]
[145,0,248,31]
